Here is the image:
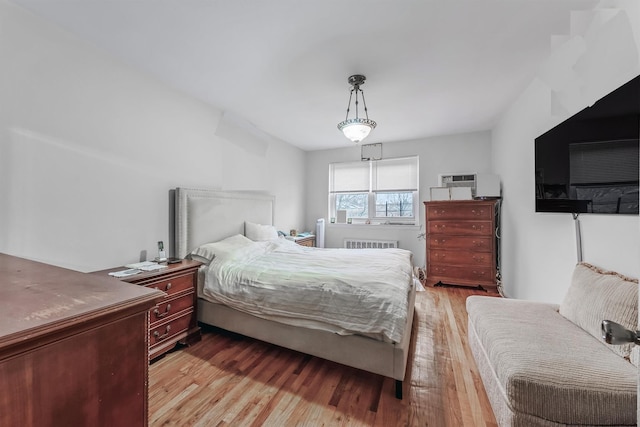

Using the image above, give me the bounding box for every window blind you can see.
[329,156,418,193]
[329,161,369,193]
[373,157,419,191]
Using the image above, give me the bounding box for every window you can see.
[329,156,419,224]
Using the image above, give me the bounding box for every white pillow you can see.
[189,234,253,264]
[245,221,278,241]
[189,247,215,265]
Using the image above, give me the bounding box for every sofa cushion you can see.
[467,295,636,425]
[559,262,638,360]
[632,347,640,368]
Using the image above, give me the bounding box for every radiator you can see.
[343,238,398,249]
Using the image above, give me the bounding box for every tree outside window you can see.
[375,192,413,217]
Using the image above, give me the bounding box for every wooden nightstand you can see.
[94,259,202,360]
[294,235,315,247]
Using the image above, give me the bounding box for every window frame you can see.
[328,156,419,225]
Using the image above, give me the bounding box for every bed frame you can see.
[174,188,416,398]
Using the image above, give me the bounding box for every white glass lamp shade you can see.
[338,118,377,143]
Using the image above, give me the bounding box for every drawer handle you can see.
[471,225,484,231]
[472,270,486,277]
[435,239,446,244]
[472,255,485,263]
[153,325,171,341]
[436,225,446,230]
[472,240,483,247]
[471,209,484,216]
[435,253,445,258]
[153,304,172,319]
[154,282,172,292]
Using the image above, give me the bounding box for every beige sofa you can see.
[467,262,638,426]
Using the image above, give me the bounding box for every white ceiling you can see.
[11,0,598,151]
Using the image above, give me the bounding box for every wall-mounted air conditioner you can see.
[438,173,501,198]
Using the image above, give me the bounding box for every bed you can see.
[174,188,416,398]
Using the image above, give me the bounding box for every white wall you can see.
[0,0,306,272]
[493,1,640,302]
[305,131,492,266]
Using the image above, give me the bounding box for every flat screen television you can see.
[535,75,639,214]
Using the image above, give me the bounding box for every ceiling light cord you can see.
[360,90,372,122]
[344,89,355,121]
[345,82,371,122]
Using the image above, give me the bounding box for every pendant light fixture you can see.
[337,74,377,143]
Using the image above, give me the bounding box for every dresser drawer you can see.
[428,265,494,283]
[144,273,194,296]
[150,291,195,326]
[149,311,194,348]
[429,221,493,236]
[427,204,493,220]
[429,250,492,266]
[429,236,492,252]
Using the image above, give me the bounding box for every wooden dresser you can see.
[95,260,202,360]
[425,200,499,290]
[0,253,163,427]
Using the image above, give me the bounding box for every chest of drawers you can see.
[1,253,163,426]
[425,200,498,290]
[96,259,202,360]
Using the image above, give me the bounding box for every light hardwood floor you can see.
[149,285,499,426]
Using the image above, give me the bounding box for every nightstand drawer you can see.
[150,291,195,325]
[149,311,194,348]
[295,236,315,247]
[145,273,193,296]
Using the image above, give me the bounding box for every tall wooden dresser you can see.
[425,199,499,290]
[0,253,163,427]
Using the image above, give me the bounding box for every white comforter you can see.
[202,238,414,343]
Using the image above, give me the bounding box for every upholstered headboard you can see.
[174,188,275,258]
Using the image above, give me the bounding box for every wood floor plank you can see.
[408,287,444,427]
[149,286,499,426]
[444,291,482,426]
[257,356,323,426]
[289,359,342,425]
